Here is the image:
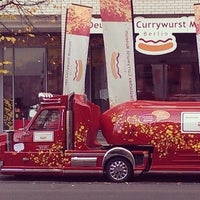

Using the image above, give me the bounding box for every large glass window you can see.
[3,47,47,129]
[14,48,47,108]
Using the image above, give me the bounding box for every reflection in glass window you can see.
[31,109,60,130]
[3,47,47,121]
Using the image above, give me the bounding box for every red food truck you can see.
[0,93,200,182]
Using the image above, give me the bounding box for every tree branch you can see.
[0,0,49,10]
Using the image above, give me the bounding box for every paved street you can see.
[0,173,200,200]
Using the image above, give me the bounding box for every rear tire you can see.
[105,157,133,183]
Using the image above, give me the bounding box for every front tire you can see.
[105,157,133,183]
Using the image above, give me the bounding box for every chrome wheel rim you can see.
[109,160,128,181]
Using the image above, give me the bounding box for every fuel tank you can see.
[100,100,200,151]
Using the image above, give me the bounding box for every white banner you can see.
[100,0,137,107]
[63,4,92,95]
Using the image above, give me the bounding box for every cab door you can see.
[14,108,65,172]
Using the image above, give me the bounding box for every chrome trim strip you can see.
[1,168,103,174]
[40,98,61,105]
[3,168,199,176]
[40,101,61,105]
[63,170,103,174]
[1,168,62,173]
[71,157,97,167]
[149,170,200,174]
[69,152,105,157]
[140,105,200,109]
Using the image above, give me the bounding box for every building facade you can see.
[0,0,200,131]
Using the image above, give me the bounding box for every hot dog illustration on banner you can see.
[110,52,121,79]
[63,4,92,95]
[73,59,83,82]
[100,0,137,107]
[136,34,177,55]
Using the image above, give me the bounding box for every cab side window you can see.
[30,109,60,130]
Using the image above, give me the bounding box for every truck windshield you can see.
[30,109,60,130]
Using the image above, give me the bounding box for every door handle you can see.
[23,157,29,162]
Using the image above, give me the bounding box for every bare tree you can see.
[0,0,59,32]
[0,0,60,74]
[0,0,48,11]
